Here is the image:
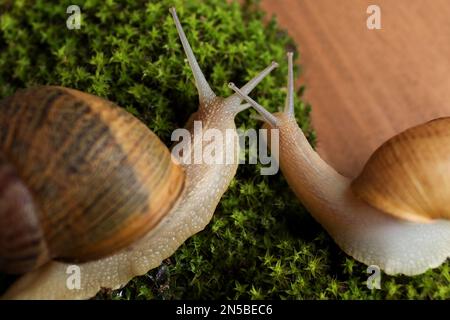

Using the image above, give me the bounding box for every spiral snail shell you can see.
[0,86,185,274]
[351,118,450,222]
[1,8,277,299]
[230,52,450,276]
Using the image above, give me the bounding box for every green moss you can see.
[1,0,449,300]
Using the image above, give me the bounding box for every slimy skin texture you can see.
[229,53,450,276]
[270,114,450,276]
[3,102,237,299]
[2,8,277,299]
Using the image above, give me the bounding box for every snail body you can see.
[2,8,277,299]
[229,53,450,276]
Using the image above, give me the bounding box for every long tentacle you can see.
[284,52,295,116]
[170,7,215,105]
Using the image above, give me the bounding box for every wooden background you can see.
[261,0,450,178]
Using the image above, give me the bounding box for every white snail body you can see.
[229,53,450,276]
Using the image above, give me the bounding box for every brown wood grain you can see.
[261,0,450,178]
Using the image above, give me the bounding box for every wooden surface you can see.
[261,0,450,178]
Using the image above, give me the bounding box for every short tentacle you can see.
[249,113,265,122]
[235,103,251,114]
[228,82,278,127]
[224,61,278,109]
[240,61,278,95]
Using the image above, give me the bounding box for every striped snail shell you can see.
[0,86,184,274]
[230,52,450,276]
[351,117,450,222]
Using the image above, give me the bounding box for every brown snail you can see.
[0,86,185,274]
[0,8,278,299]
[229,52,450,276]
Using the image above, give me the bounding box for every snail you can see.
[0,8,278,299]
[228,52,450,276]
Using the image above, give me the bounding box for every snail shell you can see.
[351,118,450,222]
[0,86,185,274]
[230,52,450,276]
